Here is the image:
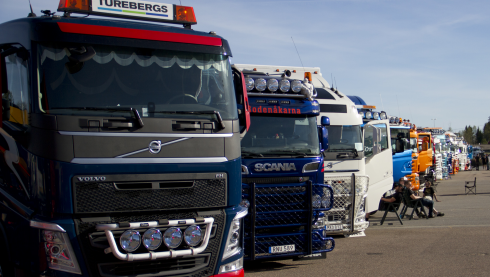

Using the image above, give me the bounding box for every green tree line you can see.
[457,118,490,144]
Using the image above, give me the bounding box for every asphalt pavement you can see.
[244,169,490,276]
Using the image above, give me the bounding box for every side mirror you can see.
[396,139,405,153]
[320,126,329,152]
[232,67,251,135]
[321,116,330,126]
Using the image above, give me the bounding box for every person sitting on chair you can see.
[403,180,435,218]
[366,183,404,220]
[423,181,444,217]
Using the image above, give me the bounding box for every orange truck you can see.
[417,131,433,176]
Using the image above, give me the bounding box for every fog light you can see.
[143,228,163,250]
[279,79,290,92]
[366,111,372,119]
[184,225,203,247]
[255,78,266,92]
[245,78,254,91]
[163,227,182,249]
[120,230,141,252]
[291,80,302,93]
[267,79,279,92]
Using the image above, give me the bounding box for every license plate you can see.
[269,244,295,254]
[325,224,343,231]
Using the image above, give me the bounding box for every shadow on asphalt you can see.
[244,261,307,273]
[439,192,490,196]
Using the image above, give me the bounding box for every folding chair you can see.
[465,177,476,195]
[380,202,403,225]
[400,192,428,220]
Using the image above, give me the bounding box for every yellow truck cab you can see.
[417,131,433,175]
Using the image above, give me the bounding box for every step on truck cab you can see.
[233,64,335,260]
[0,2,249,276]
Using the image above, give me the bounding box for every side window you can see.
[364,125,374,158]
[4,51,30,126]
[374,123,389,151]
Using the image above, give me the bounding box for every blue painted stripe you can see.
[146,12,169,17]
[98,7,122,12]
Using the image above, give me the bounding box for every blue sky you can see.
[1,0,489,132]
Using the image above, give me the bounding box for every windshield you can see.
[241,115,320,156]
[435,142,441,153]
[37,43,237,120]
[411,138,418,153]
[391,128,410,151]
[325,125,362,152]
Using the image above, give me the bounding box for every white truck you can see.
[233,64,393,236]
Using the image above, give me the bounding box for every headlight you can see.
[219,257,243,274]
[163,227,183,249]
[245,78,254,91]
[291,80,302,93]
[267,79,279,92]
[321,189,332,208]
[380,112,387,120]
[359,111,365,118]
[184,225,203,247]
[222,207,247,261]
[312,194,321,208]
[120,230,141,252]
[279,79,290,92]
[142,228,163,250]
[373,112,379,120]
[42,230,81,274]
[366,111,372,119]
[255,78,266,92]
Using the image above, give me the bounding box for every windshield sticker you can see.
[295,118,308,125]
[355,143,363,151]
[251,106,301,114]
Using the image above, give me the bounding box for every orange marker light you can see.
[304,72,312,82]
[58,0,89,11]
[293,70,297,73]
[314,71,318,74]
[253,68,257,71]
[175,5,197,24]
[276,69,280,72]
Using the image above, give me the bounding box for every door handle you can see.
[103,121,133,128]
[173,123,201,130]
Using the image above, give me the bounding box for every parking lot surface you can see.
[245,170,490,276]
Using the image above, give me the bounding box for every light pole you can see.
[431,118,436,128]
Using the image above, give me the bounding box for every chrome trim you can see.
[30,221,66,232]
[302,162,320,173]
[59,131,233,138]
[241,165,249,175]
[116,138,190,158]
[70,157,228,164]
[247,93,307,98]
[234,206,248,220]
[97,218,214,261]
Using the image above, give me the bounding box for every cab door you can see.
[363,120,394,213]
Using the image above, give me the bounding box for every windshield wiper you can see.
[241,151,264,158]
[50,107,144,128]
[152,111,225,130]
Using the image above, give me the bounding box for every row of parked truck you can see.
[0,1,473,276]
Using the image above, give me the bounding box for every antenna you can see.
[291,37,305,73]
[28,0,36,17]
[331,73,334,89]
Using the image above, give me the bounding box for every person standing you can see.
[475,155,480,171]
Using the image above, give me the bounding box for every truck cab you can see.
[417,131,433,175]
[0,2,248,276]
[234,64,335,260]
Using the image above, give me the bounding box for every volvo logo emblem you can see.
[149,140,162,154]
[326,162,333,169]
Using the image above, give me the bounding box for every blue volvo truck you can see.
[0,1,249,276]
[234,65,335,260]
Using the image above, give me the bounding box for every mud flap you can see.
[293,252,326,261]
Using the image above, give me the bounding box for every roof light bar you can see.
[58,0,197,25]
